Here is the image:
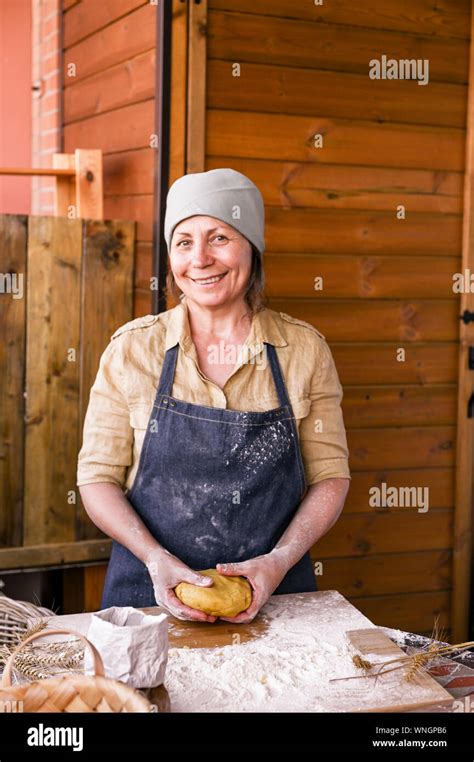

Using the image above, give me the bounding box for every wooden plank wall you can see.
[62,0,156,316]
[0,214,134,566]
[0,215,28,549]
[203,0,472,637]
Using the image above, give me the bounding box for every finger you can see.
[216,562,247,576]
[220,611,256,624]
[168,603,214,623]
[180,570,214,587]
[219,597,262,624]
[222,605,259,624]
[164,590,206,618]
[155,598,190,622]
[165,591,217,623]
[167,601,211,622]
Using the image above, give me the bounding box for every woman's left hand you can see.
[216,548,290,624]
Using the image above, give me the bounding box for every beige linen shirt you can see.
[77,297,351,492]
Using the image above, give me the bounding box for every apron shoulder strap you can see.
[265,343,291,409]
[157,344,179,397]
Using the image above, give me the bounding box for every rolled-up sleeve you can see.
[299,339,351,485]
[77,338,132,488]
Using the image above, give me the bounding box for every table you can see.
[43,591,472,712]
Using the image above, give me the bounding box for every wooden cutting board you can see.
[346,628,453,713]
[46,591,453,712]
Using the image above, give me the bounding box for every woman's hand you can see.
[146,547,218,623]
[216,548,290,624]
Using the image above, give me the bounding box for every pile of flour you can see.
[164,591,437,712]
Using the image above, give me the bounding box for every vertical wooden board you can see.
[53,154,75,217]
[78,219,135,540]
[169,0,188,184]
[75,149,103,220]
[23,216,82,545]
[62,564,107,614]
[0,215,27,547]
[452,0,474,643]
[187,0,207,173]
[83,563,107,611]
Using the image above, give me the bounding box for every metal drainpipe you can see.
[152,0,172,315]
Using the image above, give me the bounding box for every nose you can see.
[190,237,214,267]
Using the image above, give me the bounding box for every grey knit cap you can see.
[164,168,265,255]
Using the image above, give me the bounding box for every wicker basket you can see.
[0,628,153,713]
[0,592,55,646]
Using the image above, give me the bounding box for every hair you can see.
[165,242,267,315]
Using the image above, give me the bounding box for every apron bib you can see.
[101,341,317,608]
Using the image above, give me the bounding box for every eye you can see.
[213,234,228,243]
[176,239,190,247]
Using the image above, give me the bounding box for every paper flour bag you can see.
[85,606,168,688]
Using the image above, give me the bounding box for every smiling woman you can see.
[165,182,265,315]
[77,168,351,624]
[167,214,262,388]
[170,215,253,304]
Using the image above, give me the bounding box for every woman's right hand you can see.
[145,547,217,623]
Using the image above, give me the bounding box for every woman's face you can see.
[169,215,252,309]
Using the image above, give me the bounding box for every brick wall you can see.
[31,0,62,214]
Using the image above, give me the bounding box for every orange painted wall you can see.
[0,0,32,214]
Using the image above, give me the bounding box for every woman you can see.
[77,168,351,625]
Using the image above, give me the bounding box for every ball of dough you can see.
[174,569,252,617]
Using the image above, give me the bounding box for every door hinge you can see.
[459,309,474,324]
[468,393,474,418]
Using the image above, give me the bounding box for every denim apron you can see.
[101,341,317,608]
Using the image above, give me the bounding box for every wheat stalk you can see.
[330,633,474,684]
[0,619,85,684]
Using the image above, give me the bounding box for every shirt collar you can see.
[165,296,288,360]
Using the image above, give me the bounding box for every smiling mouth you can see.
[190,272,228,285]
